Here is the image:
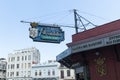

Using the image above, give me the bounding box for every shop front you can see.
[56,19,120,80]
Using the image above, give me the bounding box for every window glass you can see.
[61,70,64,78]
[67,70,70,77]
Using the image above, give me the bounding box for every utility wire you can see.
[77,10,108,21]
[22,10,70,23]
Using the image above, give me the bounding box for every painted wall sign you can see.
[29,25,64,43]
[56,33,120,61]
[71,39,104,53]
[71,33,120,53]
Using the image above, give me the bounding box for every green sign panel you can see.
[29,25,64,43]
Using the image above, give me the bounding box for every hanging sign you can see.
[29,25,64,43]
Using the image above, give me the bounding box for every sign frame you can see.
[29,25,64,43]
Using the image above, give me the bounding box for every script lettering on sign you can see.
[29,25,64,43]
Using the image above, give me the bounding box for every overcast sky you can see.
[0,0,120,62]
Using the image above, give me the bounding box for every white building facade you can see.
[58,64,75,80]
[7,47,40,80]
[32,60,75,80]
[0,59,7,80]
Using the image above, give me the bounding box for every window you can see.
[12,72,14,77]
[39,70,42,76]
[25,63,26,69]
[21,63,23,69]
[60,70,64,79]
[67,70,70,77]
[17,56,20,61]
[43,69,46,75]
[48,70,50,76]
[22,56,24,61]
[52,70,55,75]
[21,71,23,76]
[28,55,31,60]
[8,72,9,77]
[17,64,19,69]
[25,56,27,60]
[35,70,37,76]
[28,63,31,68]
[10,72,12,77]
[28,71,31,77]
[11,64,15,69]
[11,57,15,62]
[16,71,19,76]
